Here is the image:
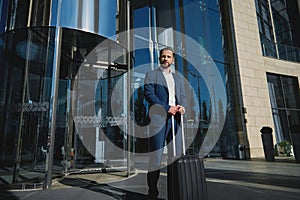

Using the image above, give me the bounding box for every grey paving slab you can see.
[1,158,300,200]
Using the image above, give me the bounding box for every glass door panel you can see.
[17,27,55,184]
[59,28,128,173]
[0,27,55,184]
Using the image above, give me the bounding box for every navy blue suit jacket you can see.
[144,67,187,124]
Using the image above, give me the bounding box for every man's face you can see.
[159,50,174,68]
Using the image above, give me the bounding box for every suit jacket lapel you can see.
[173,73,180,104]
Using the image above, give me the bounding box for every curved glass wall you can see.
[0,0,117,37]
[0,26,127,185]
[0,0,126,187]
[0,27,55,185]
[52,0,117,37]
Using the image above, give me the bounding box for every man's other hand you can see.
[168,106,178,115]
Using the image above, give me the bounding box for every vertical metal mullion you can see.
[64,78,71,175]
[126,0,131,177]
[27,0,33,27]
[151,6,158,67]
[149,6,154,70]
[279,76,292,140]
[45,0,62,189]
[8,0,18,30]
[267,0,279,58]
[94,0,99,33]
[45,26,62,189]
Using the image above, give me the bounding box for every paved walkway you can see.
[1,157,300,200]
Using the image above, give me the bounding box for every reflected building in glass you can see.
[0,0,299,189]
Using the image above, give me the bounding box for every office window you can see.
[255,0,277,58]
[267,73,300,143]
[255,0,300,62]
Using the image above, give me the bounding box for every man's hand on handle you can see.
[168,105,185,115]
[177,105,185,115]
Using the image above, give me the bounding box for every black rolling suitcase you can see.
[168,115,208,200]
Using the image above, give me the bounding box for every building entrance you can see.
[0,27,128,186]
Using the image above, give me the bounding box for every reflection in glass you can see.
[2,0,117,38]
[57,0,117,37]
[0,27,55,184]
[131,0,237,158]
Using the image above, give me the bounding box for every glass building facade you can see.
[255,0,300,156]
[0,0,238,187]
[2,0,298,190]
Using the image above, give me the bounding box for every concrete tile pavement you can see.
[204,158,300,200]
[1,157,300,200]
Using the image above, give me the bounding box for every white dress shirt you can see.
[160,67,176,106]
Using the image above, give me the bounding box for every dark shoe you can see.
[148,194,158,200]
[148,189,159,200]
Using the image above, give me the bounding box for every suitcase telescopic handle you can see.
[171,115,186,157]
[181,114,186,156]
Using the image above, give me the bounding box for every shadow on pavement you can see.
[59,177,163,200]
[205,168,300,189]
[0,184,18,200]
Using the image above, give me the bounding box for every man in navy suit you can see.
[144,47,186,199]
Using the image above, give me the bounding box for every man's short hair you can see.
[159,47,175,56]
